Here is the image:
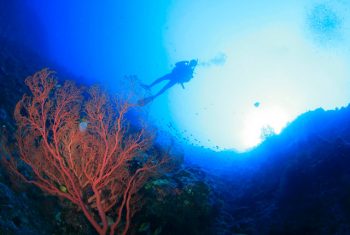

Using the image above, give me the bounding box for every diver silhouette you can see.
[138,59,198,106]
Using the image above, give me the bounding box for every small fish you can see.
[59,185,68,193]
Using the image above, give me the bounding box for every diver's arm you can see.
[175,61,188,67]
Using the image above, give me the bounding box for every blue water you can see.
[2,1,350,234]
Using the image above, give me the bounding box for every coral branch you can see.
[2,69,169,235]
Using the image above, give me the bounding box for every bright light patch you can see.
[162,0,350,152]
[242,106,290,149]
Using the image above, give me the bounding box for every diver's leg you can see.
[153,80,177,98]
[149,74,171,88]
[138,80,177,106]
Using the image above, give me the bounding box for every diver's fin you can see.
[140,84,151,91]
[138,96,154,106]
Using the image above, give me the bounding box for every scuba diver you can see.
[138,59,198,106]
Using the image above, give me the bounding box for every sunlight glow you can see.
[242,106,290,149]
[165,0,350,152]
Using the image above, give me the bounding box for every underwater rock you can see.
[211,105,350,234]
[0,183,54,235]
[0,107,8,121]
[134,166,217,235]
